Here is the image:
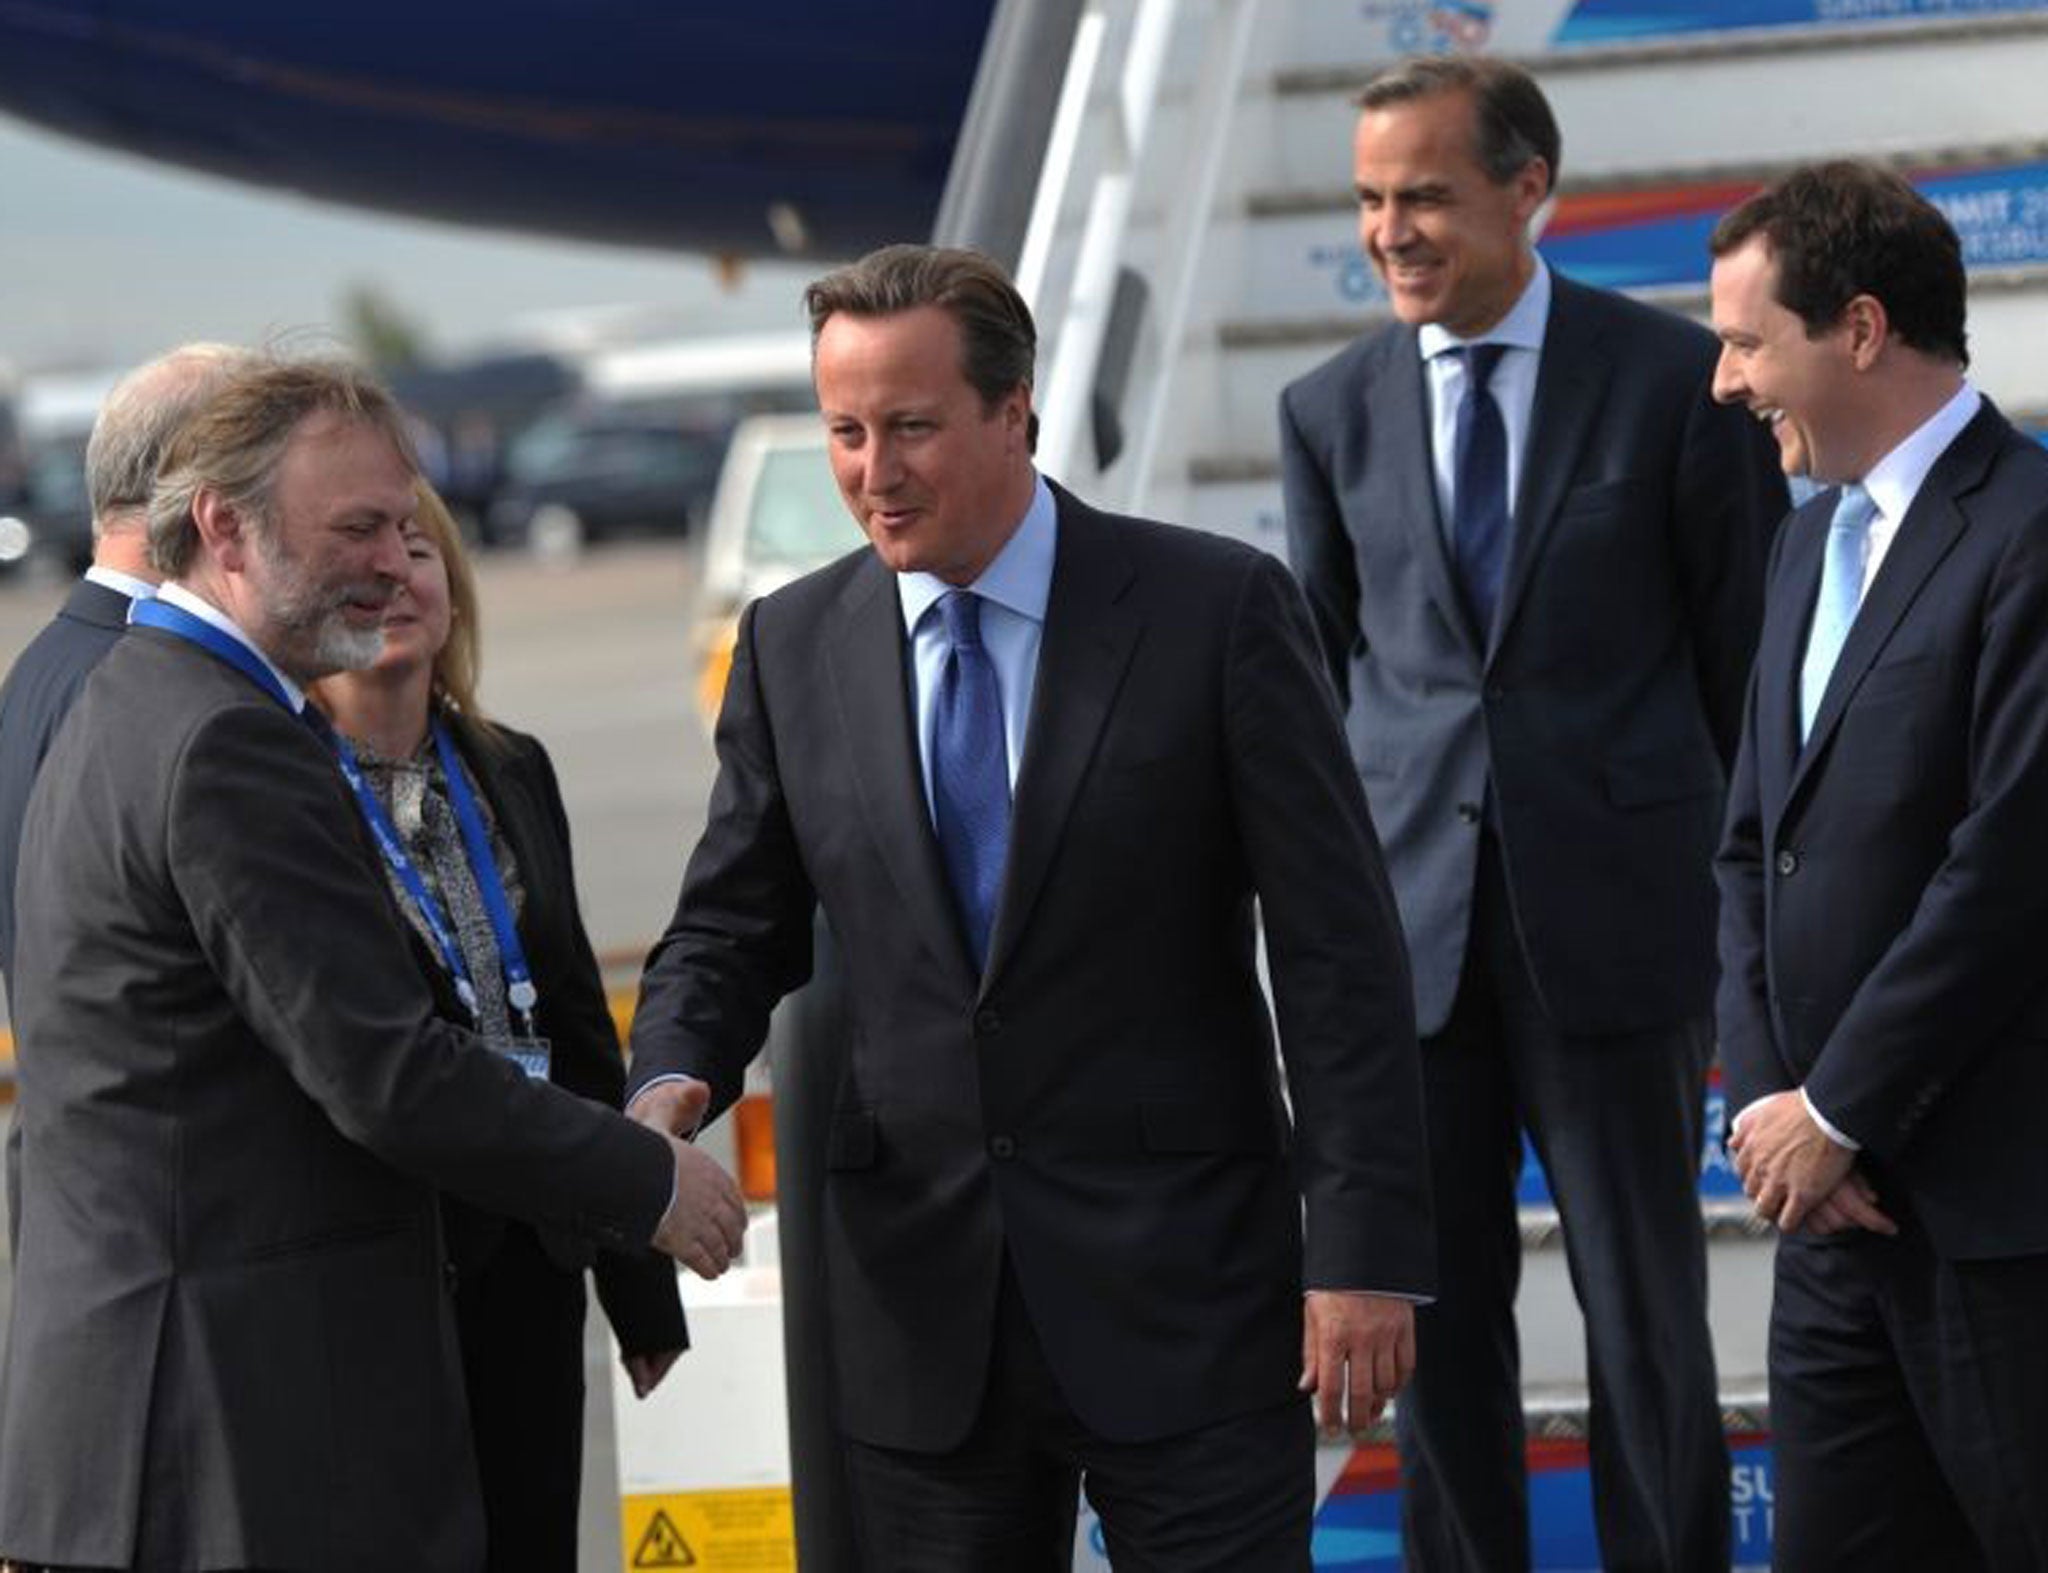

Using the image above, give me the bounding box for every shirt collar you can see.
[1859,383,1982,526]
[896,473,1058,633]
[1418,258,1551,363]
[85,565,159,602]
[155,582,308,713]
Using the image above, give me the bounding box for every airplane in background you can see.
[0,1,997,260]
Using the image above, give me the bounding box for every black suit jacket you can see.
[1716,401,2048,1261]
[1281,275,1786,1037]
[422,716,684,1355]
[628,484,1430,1451]
[0,628,673,1571]
[0,575,131,981]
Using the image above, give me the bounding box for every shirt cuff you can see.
[1307,1288,1435,1307]
[628,1073,708,1139]
[1800,1088,1861,1152]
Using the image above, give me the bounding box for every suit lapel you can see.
[1756,500,1827,825]
[1492,278,1611,664]
[826,558,979,983]
[1788,410,1999,802]
[1365,334,1484,660]
[983,488,1141,987]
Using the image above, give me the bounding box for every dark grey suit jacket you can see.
[1717,402,2048,1260]
[0,574,132,981]
[0,626,674,1571]
[1281,274,1787,1038]
[628,485,1430,1453]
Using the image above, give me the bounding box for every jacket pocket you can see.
[1603,743,1719,808]
[1139,1097,1282,1155]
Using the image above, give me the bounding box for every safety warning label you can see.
[622,1489,794,1571]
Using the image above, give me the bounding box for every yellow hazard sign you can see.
[622,1489,794,1571]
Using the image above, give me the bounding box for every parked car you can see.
[485,411,728,558]
[15,438,94,572]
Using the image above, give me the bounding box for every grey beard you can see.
[313,616,386,673]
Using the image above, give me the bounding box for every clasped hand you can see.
[632,1077,749,1279]
[1727,1089,1895,1238]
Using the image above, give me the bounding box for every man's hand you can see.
[623,1347,685,1400]
[629,1076,712,1140]
[1729,1090,1855,1233]
[1792,1168,1898,1239]
[650,1131,747,1280]
[1298,1291,1415,1437]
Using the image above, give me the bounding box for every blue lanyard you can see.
[325,719,539,1033]
[130,598,297,712]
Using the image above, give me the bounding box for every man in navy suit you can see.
[1712,162,2048,1567]
[628,245,1432,1569]
[0,342,248,985]
[1280,56,1786,1571]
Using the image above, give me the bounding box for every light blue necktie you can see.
[931,591,1010,969]
[1799,483,1879,744]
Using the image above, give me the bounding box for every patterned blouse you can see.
[349,726,530,1040]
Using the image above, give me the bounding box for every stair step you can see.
[1260,21,2048,194]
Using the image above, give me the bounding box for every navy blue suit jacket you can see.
[0,575,132,983]
[1716,401,2048,1260]
[1282,274,1787,1037]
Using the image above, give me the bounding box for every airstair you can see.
[1001,2,2048,1566]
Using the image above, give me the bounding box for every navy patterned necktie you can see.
[1452,343,1511,638]
[931,591,1011,969]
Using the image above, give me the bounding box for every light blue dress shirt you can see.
[896,475,1057,821]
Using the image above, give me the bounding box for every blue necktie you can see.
[1799,484,1879,744]
[931,591,1010,969]
[1451,344,1511,639]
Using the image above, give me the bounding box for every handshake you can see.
[635,1076,750,1281]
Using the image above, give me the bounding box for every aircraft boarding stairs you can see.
[1005,2,2048,1564]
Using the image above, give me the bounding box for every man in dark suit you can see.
[0,344,250,1254]
[0,342,249,984]
[1279,56,1786,1571]
[0,357,746,1572]
[1712,162,2048,1568]
[627,244,1432,1569]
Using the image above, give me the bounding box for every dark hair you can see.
[804,244,1039,450]
[1710,161,1968,365]
[1357,56,1561,196]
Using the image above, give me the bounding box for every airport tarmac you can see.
[0,538,736,1572]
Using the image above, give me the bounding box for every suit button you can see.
[442,1261,460,1295]
[1775,850,1800,876]
[1456,802,1481,825]
[974,1007,1002,1036]
[990,1135,1017,1159]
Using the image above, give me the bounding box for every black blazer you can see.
[1281,275,1786,1037]
[0,575,132,982]
[1716,401,2048,1261]
[421,716,683,1355]
[628,484,1430,1452]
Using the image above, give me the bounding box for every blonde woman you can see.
[312,484,684,1570]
